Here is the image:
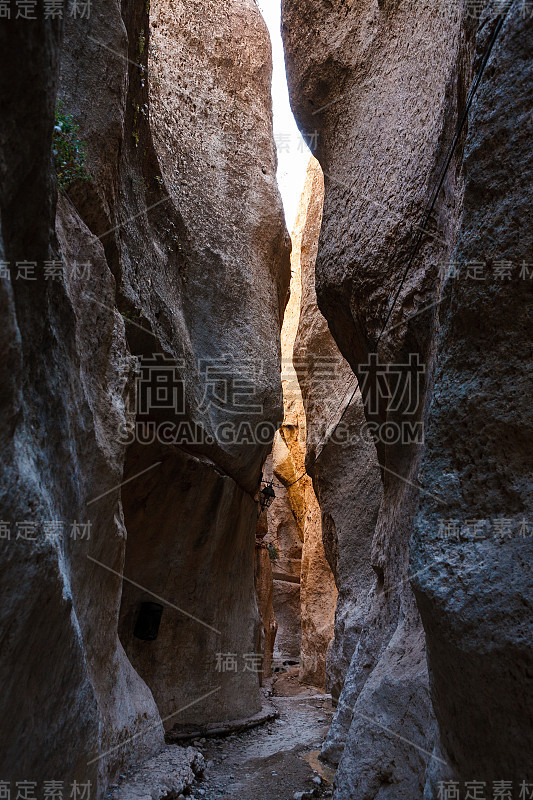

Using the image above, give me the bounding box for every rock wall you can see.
[112,0,290,729]
[260,160,340,687]
[412,4,533,794]
[254,519,278,681]
[0,0,289,795]
[0,11,163,794]
[264,445,304,665]
[288,164,338,688]
[293,158,382,714]
[117,445,262,727]
[283,1,531,797]
[282,0,469,795]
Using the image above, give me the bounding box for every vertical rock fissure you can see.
[258,168,338,689]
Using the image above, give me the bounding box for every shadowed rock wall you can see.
[412,4,533,794]
[118,445,261,727]
[111,0,290,731]
[0,0,289,795]
[255,515,278,681]
[282,0,465,795]
[0,11,164,793]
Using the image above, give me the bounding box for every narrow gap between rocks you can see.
[109,3,339,799]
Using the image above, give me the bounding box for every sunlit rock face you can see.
[285,167,337,688]
[261,170,338,686]
[293,158,382,712]
[263,444,304,665]
[0,0,289,794]
[283,0,531,797]
[412,4,533,793]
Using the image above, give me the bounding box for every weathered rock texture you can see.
[299,491,336,687]
[115,0,289,732]
[293,158,382,712]
[0,0,289,795]
[264,443,304,665]
[112,745,205,800]
[254,529,278,681]
[0,13,163,794]
[282,0,474,795]
[412,4,533,794]
[263,184,338,684]
[118,445,262,726]
[283,0,531,797]
[289,162,338,688]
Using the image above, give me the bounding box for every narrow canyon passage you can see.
[0,1,531,799]
[108,153,356,800]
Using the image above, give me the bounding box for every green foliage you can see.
[120,308,145,325]
[138,29,146,59]
[53,101,91,190]
[267,542,279,561]
[132,103,141,148]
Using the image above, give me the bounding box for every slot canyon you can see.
[0,0,531,799]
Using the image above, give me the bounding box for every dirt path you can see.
[108,671,337,800]
[190,676,336,800]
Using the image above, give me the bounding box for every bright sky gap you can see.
[257,0,311,231]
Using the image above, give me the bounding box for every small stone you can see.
[313,776,322,785]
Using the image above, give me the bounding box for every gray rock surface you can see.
[111,745,205,800]
[0,15,164,791]
[0,0,289,794]
[284,1,532,797]
[282,0,476,795]
[118,445,262,726]
[412,3,533,793]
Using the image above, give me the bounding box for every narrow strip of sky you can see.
[257,0,310,232]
